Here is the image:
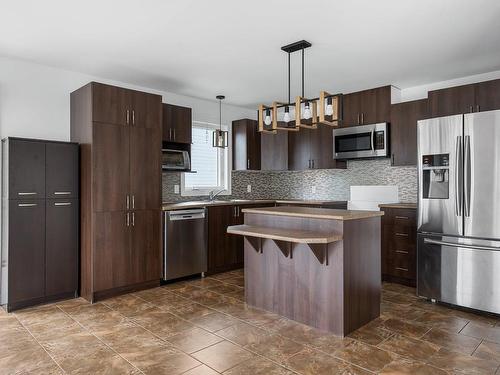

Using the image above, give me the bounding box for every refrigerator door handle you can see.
[464,135,471,217]
[424,238,500,252]
[455,136,463,217]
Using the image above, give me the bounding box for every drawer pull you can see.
[395,233,409,237]
[54,202,71,206]
[395,250,409,254]
[395,267,409,272]
[54,191,71,195]
[395,216,409,220]
[18,192,37,196]
[18,203,37,207]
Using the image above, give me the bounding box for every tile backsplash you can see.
[162,159,417,203]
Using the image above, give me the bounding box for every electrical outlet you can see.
[247,184,252,193]
[174,184,180,194]
[312,185,316,194]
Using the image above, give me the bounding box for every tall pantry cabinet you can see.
[71,82,162,302]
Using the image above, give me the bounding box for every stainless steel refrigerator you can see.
[417,110,500,314]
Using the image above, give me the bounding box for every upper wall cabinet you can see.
[342,86,391,127]
[261,131,288,171]
[232,119,261,171]
[428,79,500,117]
[390,99,428,166]
[162,104,192,144]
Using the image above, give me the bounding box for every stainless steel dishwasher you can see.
[163,208,207,281]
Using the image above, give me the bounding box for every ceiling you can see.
[2,0,500,108]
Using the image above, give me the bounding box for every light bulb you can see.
[283,106,290,123]
[303,103,311,120]
[264,109,272,126]
[326,104,333,116]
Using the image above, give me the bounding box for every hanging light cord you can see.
[301,48,305,98]
[288,52,291,104]
[219,98,222,130]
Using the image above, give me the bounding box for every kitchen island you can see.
[227,206,384,336]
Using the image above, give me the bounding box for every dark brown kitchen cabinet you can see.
[428,84,476,117]
[7,139,45,199]
[381,206,417,286]
[232,119,261,170]
[162,103,192,144]
[71,82,162,303]
[289,124,346,170]
[342,86,391,127]
[474,79,500,112]
[207,203,274,275]
[7,200,46,306]
[46,142,79,199]
[92,83,130,126]
[261,131,288,171]
[1,138,79,312]
[390,99,428,166]
[45,199,78,297]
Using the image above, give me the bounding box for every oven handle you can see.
[424,238,500,251]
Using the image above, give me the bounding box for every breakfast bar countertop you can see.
[242,206,384,221]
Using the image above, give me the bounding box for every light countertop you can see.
[242,206,384,221]
[162,199,347,211]
[378,203,417,209]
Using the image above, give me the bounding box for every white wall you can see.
[400,69,500,102]
[0,57,255,141]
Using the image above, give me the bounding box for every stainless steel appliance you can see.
[163,208,207,281]
[417,110,500,314]
[333,123,389,159]
[162,149,190,171]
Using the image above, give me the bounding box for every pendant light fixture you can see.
[273,45,298,131]
[213,95,228,148]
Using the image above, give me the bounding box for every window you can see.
[181,121,230,196]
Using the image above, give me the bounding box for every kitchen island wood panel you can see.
[229,206,382,336]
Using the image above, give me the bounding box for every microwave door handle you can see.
[370,129,375,152]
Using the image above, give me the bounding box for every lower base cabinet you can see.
[381,207,417,286]
[207,203,274,275]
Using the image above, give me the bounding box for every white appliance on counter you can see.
[347,185,399,211]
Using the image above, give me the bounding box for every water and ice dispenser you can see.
[422,154,449,199]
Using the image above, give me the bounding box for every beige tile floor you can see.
[2,269,500,374]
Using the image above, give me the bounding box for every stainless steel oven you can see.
[162,149,190,171]
[333,123,389,159]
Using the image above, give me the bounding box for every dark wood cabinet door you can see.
[162,104,192,143]
[207,205,234,273]
[130,210,161,284]
[93,123,130,212]
[8,139,45,199]
[360,89,378,125]
[45,199,78,296]
[130,126,161,210]
[428,84,476,117]
[310,124,345,169]
[8,200,45,304]
[45,142,79,199]
[475,79,500,112]
[131,91,162,129]
[390,99,428,166]
[342,92,361,126]
[261,131,288,171]
[374,86,392,123]
[288,128,311,170]
[232,119,261,170]
[92,83,131,126]
[93,211,131,291]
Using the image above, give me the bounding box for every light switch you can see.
[247,185,252,193]
[174,184,180,194]
[312,185,316,194]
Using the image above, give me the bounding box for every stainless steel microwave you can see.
[162,149,191,171]
[333,123,389,159]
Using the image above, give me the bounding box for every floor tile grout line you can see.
[12,313,67,374]
[54,304,146,375]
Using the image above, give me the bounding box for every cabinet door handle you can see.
[476,104,480,112]
[54,202,71,206]
[18,192,37,196]
[132,195,135,209]
[54,191,71,195]
[247,159,250,169]
[18,203,37,207]
[126,195,130,210]
[237,207,240,217]
[395,267,409,272]
[132,109,135,125]
[395,250,409,254]
[357,113,360,125]
[361,113,364,124]
[469,105,473,113]
[132,212,135,226]
[173,129,176,140]
[169,129,172,140]
[395,216,409,220]
[395,233,409,237]
[391,154,395,165]
[126,110,130,124]
[312,160,315,169]
[126,212,130,227]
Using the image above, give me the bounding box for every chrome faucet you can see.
[208,189,225,201]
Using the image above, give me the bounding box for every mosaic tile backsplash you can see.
[162,159,417,203]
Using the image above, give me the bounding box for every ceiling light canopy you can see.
[258,40,343,133]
